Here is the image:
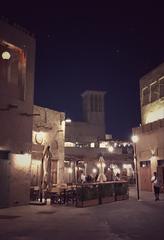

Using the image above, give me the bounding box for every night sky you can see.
[1,3,164,140]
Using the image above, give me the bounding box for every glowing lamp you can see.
[131,135,139,143]
[123,142,127,147]
[92,168,97,174]
[65,118,72,123]
[35,132,44,144]
[2,51,11,60]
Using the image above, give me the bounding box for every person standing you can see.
[151,172,160,201]
[80,171,86,183]
[115,173,121,181]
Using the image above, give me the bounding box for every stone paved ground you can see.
[0,188,164,240]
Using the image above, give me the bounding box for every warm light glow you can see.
[122,164,133,176]
[114,142,117,147]
[68,167,73,174]
[108,145,114,152]
[12,153,31,169]
[90,142,95,148]
[145,107,164,124]
[99,141,108,148]
[123,164,132,169]
[110,164,121,175]
[35,132,44,144]
[65,118,72,123]
[97,163,101,168]
[131,135,139,143]
[123,142,127,147]
[64,142,75,147]
[33,131,47,145]
[92,168,97,174]
[2,51,11,60]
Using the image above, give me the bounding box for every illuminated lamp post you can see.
[131,135,140,200]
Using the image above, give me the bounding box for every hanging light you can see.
[131,135,139,143]
[2,51,11,60]
[65,118,72,123]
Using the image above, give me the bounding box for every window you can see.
[90,94,94,112]
[64,142,75,147]
[95,95,98,112]
[99,141,108,148]
[159,77,164,98]
[90,142,95,148]
[140,161,150,167]
[98,95,103,112]
[0,150,10,160]
[142,87,150,106]
[157,160,164,166]
[150,81,159,102]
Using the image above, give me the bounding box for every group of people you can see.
[81,170,162,201]
[80,171,122,183]
[80,172,95,183]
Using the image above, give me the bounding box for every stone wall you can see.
[0,21,35,207]
[140,63,164,125]
[133,118,164,191]
[0,20,35,153]
[8,153,31,206]
[32,105,65,185]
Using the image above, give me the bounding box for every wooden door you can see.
[51,160,57,185]
[157,166,164,192]
[31,159,41,187]
[140,164,152,191]
[0,159,10,207]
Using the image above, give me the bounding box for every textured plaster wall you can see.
[32,105,65,184]
[0,20,35,153]
[142,99,164,124]
[9,153,31,206]
[133,120,164,191]
[140,63,164,125]
[0,21,35,207]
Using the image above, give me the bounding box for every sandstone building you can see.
[133,63,164,191]
[65,90,134,183]
[0,20,35,207]
[0,21,65,207]
[31,105,65,190]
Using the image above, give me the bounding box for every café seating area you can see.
[30,181,129,207]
